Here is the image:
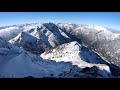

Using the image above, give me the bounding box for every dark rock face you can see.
[81,66,100,77]
[81,66,98,73]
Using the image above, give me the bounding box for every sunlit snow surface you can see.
[0,22,120,78]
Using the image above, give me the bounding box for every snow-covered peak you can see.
[41,41,101,64]
[1,22,120,77]
[0,37,17,50]
[76,24,108,32]
[41,41,111,77]
[75,24,120,41]
[0,26,24,41]
[9,32,37,43]
[0,37,111,78]
[9,32,45,55]
[41,41,81,62]
[85,25,107,31]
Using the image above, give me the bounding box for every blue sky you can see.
[0,12,120,31]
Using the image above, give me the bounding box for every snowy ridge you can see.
[9,22,72,53]
[0,23,41,41]
[56,23,120,67]
[0,22,120,78]
[41,41,111,77]
[85,25,107,31]
[76,24,118,40]
[0,37,112,78]
[9,32,45,55]
[0,38,78,78]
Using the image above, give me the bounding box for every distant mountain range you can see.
[0,22,120,78]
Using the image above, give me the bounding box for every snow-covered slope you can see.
[8,23,72,53]
[0,23,40,41]
[0,22,120,78]
[74,26,120,67]
[30,23,71,48]
[1,37,112,78]
[41,41,111,77]
[0,37,43,77]
[56,23,120,68]
[0,37,78,78]
[9,32,45,55]
[0,26,23,41]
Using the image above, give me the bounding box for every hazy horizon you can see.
[0,12,120,31]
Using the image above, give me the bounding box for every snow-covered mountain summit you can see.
[0,22,120,78]
[41,41,111,77]
[0,37,112,78]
